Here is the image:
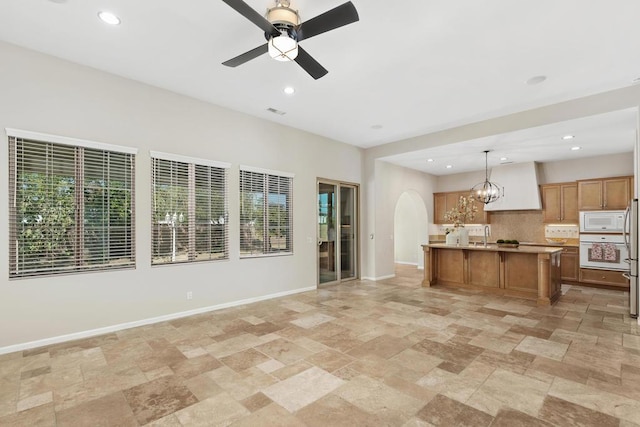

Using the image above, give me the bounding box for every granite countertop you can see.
[424,243,563,254]
[429,240,579,248]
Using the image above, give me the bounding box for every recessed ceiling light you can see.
[571,146,581,151]
[98,11,121,25]
[371,124,383,130]
[526,75,547,85]
[283,86,295,95]
[500,157,508,161]
[48,0,68,3]
[445,165,453,169]
[426,158,434,163]
[562,135,574,140]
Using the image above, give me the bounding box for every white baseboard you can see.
[394,261,418,266]
[0,286,316,355]
[361,274,396,281]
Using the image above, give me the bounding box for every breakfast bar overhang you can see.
[422,244,564,306]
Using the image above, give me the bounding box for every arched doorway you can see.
[394,191,428,269]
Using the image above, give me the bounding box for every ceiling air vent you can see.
[266,107,286,116]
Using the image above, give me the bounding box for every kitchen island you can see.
[421,243,563,306]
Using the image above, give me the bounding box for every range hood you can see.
[483,162,542,211]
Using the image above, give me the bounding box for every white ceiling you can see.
[381,108,638,175]
[0,0,639,173]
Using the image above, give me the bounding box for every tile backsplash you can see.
[544,224,579,239]
[429,210,579,243]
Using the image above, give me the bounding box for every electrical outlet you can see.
[186,291,193,300]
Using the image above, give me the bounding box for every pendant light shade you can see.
[471,150,503,204]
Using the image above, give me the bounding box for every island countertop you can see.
[423,243,563,254]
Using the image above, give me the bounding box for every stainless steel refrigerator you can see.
[624,199,638,318]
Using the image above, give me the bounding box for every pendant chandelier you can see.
[470,150,503,204]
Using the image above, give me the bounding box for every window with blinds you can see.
[151,153,229,265]
[240,167,293,257]
[8,133,135,278]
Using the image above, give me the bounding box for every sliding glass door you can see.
[317,180,358,285]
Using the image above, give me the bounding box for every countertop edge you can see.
[422,243,564,254]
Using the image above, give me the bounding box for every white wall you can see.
[0,42,363,350]
[538,153,633,184]
[394,191,428,267]
[435,153,633,192]
[370,161,436,279]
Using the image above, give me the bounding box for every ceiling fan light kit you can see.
[268,33,298,61]
[221,0,359,79]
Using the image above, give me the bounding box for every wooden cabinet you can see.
[577,176,632,210]
[579,268,629,290]
[560,246,579,283]
[541,182,578,223]
[434,191,489,224]
[434,193,447,225]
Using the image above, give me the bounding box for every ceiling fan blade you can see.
[297,1,359,42]
[221,0,279,36]
[222,44,268,67]
[294,46,328,80]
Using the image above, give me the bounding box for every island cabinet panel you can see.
[560,247,579,283]
[422,244,561,306]
[436,249,465,285]
[468,251,500,288]
[503,252,538,295]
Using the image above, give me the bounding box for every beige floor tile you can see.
[334,375,423,423]
[549,377,640,424]
[514,336,569,361]
[16,391,52,412]
[296,393,383,427]
[623,333,640,350]
[2,267,640,426]
[262,366,344,412]
[466,368,550,417]
[231,403,305,427]
[0,402,56,427]
[290,313,336,329]
[538,395,618,427]
[56,391,137,427]
[174,393,249,426]
[416,394,494,427]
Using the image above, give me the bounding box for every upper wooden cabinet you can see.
[540,182,578,223]
[577,176,632,210]
[434,191,489,224]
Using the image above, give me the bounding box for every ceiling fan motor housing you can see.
[265,6,299,42]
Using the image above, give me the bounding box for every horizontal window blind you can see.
[240,168,293,257]
[151,155,228,265]
[8,136,135,278]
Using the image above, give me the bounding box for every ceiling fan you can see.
[221,0,359,79]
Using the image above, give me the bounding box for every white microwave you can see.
[579,210,626,233]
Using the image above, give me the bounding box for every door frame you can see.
[316,178,360,286]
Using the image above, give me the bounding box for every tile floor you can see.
[2,264,640,426]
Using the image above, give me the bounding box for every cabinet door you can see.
[541,185,561,222]
[560,247,579,282]
[578,180,603,210]
[603,177,630,209]
[561,183,578,223]
[434,193,446,224]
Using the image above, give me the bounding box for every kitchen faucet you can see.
[483,225,490,247]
